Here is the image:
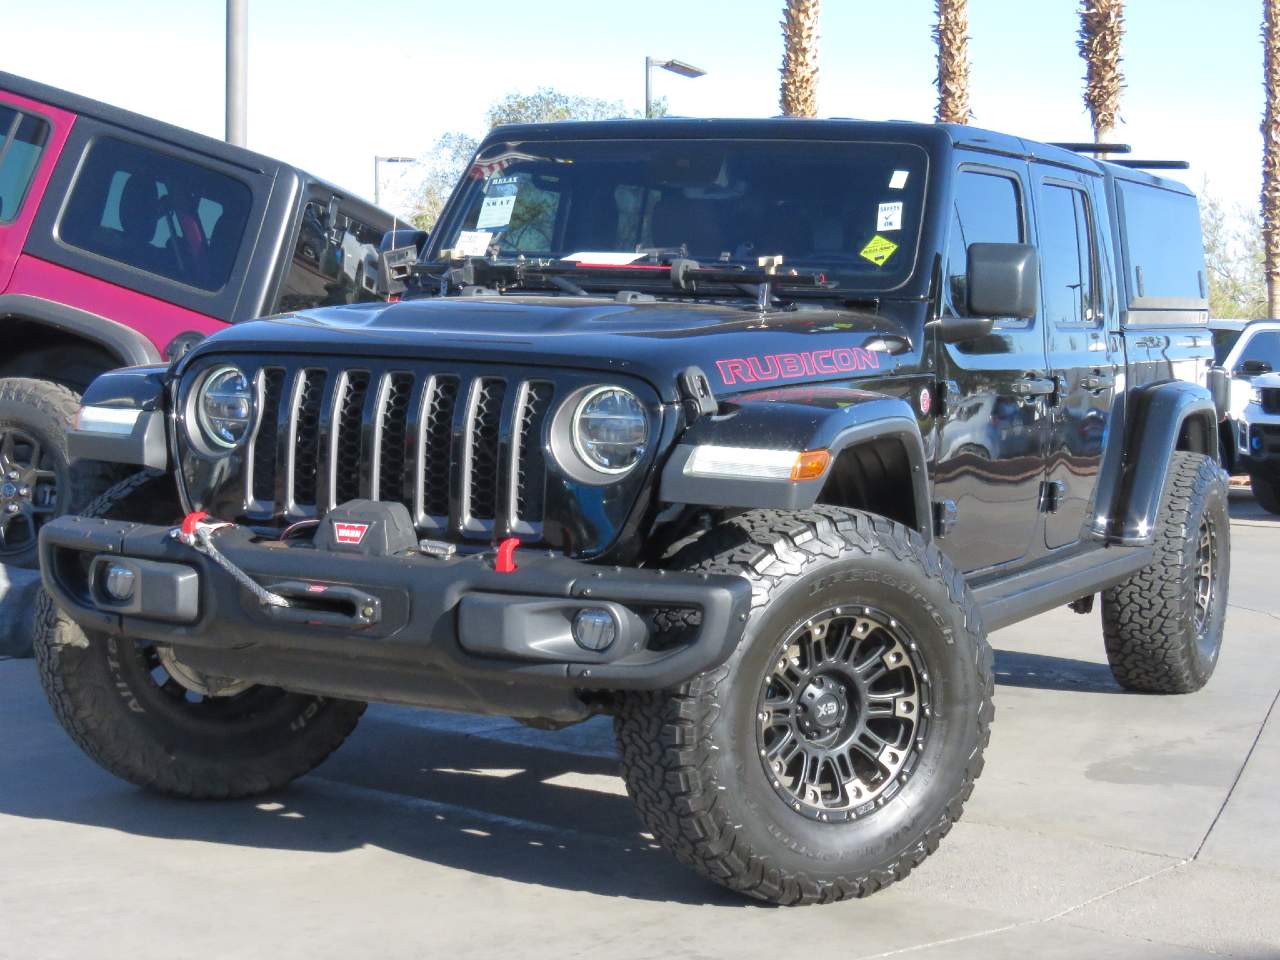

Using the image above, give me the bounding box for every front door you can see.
[0,96,64,292]
[1033,165,1120,550]
[933,161,1049,574]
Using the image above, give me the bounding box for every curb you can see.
[0,565,42,658]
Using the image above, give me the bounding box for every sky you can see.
[1,0,1266,222]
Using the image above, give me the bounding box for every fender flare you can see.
[659,387,932,538]
[0,294,162,367]
[1091,379,1219,545]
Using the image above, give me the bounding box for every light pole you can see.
[373,155,416,208]
[644,56,707,118]
[225,0,247,146]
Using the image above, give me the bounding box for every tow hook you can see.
[172,511,290,609]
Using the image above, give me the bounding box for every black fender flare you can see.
[659,386,932,538]
[1091,379,1219,545]
[0,294,162,368]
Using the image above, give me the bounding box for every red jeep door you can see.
[0,91,73,291]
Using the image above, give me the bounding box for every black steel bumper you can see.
[38,516,751,722]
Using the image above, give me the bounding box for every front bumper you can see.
[1236,416,1280,475]
[38,516,751,722]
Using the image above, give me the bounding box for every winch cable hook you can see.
[172,511,290,609]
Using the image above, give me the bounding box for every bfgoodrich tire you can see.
[0,377,119,568]
[1102,452,1230,693]
[615,507,993,905]
[35,471,366,799]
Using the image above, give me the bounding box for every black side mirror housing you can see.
[966,243,1039,320]
[1239,358,1273,376]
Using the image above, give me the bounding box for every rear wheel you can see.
[1102,453,1230,693]
[1251,473,1280,515]
[615,507,993,905]
[0,378,119,568]
[35,471,366,799]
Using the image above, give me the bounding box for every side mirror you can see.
[1206,365,1230,420]
[966,243,1039,320]
[1239,358,1273,376]
[380,228,429,254]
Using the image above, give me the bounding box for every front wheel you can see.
[1251,473,1280,515]
[35,471,366,799]
[615,507,993,905]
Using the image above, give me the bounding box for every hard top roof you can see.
[481,116,1194,196]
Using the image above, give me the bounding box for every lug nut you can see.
[4,503,17,514]
[6,471,17,480]
[18,487,28,497]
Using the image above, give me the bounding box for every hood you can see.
[1249,372,1280,389]
[188,295,921,403]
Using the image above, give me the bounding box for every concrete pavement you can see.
[0,495,1276,959]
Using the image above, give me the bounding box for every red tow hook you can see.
[180,511,209,538]
[494,537,521,574]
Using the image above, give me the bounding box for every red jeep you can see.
[0,71,403,566]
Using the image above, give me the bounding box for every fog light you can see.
[102,562,136,602]
[572,608,617,652]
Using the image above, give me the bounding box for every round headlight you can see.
[572,386,648,474]
[197,366,254,449]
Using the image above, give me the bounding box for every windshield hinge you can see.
[678,366,718,421]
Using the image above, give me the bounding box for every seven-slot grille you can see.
[237,361,555,539]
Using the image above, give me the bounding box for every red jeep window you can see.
[57,136,252,292]
[0,106,50,223]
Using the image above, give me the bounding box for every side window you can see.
[58,136,252,292]
[275,200,386,313]
[946,170,1023,316]
[1117,181,1206,304]
[0,107,51,223]
[1038,183,1097,325]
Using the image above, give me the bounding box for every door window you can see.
[275,200,386,313]
[58,136,252,292]
[1038,184,1098,326]
[946,170,1024,316]
[0,106,50,223]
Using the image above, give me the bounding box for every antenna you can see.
[1050,142,1132,154]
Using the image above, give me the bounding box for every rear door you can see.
[933,159,1050,574]
[1033,164,1122,549]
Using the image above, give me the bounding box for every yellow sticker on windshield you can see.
[860,234,899,266]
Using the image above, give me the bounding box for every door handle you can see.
[1010,377,1057,397]
[1081,370,1115,391]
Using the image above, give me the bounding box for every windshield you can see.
[1236,329,1280,372]
[432,138,929,293]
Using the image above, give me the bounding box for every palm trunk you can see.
[1264,0,1280,317]
[1078,0,1125,143]
[933,0,971,124]
[780,0,821,118]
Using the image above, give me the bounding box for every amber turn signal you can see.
[790,450,831,482]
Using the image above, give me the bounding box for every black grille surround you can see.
[174,355,665,554]
[1261,387,1280,416]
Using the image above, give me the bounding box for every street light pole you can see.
[225,0,247,146]
[644,56,707,119]
[373,156,417,208]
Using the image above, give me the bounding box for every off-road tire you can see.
[1250,473,1280,515]
[0,377,120,568]
[614,506,993,905]
[1102,453,1230,693]
[35,471,367,799]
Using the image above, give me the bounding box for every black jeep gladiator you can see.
[35,119,1229,905]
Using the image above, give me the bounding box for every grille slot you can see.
[251,367,286,503]
[239,360,561,542]
[333,371,370,506]
[1262,388,1280,416]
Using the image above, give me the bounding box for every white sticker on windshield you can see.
[889,169,910,190]
[454,230,493,258]
[877,201,904,232]
[476,176,519,229]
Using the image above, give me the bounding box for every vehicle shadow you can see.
[993,649,1123,694]
[0,703,755,908]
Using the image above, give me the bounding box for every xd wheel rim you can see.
[757,606,931,822]
[1193,516,1216,644]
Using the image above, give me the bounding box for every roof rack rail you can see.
[1050,142,1132,154]
[1109,159,1191,170]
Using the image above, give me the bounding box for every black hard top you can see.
[484,116,1194,196]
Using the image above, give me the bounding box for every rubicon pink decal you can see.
[333,522,370,545]
[716,348,881,386]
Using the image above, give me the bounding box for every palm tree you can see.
[933,0,971,124]
[780,0,821,117]
[1078,0,1125,142]
[1265,0,1280,316]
